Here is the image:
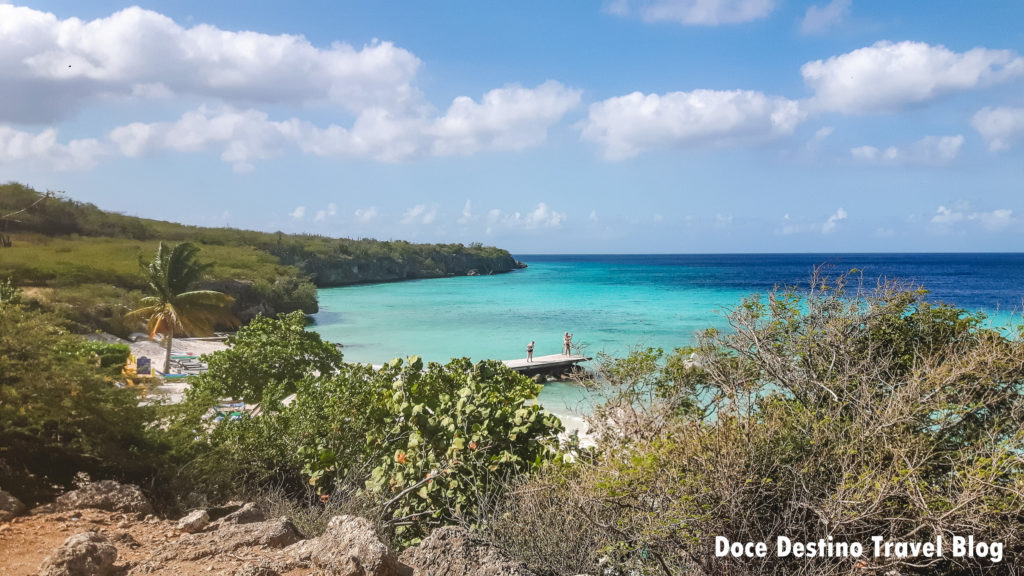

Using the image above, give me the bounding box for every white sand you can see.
[130,337,228,403]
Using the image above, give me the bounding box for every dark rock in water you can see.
[399,526,535,576]
[38,531,117,576]
[0,488,26,521]
[42,480,153,517]
[308,515,397,576]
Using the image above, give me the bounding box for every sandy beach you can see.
[129,337,228,403]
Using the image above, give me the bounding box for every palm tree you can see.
[128,242,237,373]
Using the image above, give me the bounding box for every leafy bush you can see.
[189,311,343,405]
[0,293,158,506]
[77,340,131,370]
[179,313,562,546]
[355,357,563,544]
[493,276,1024,575]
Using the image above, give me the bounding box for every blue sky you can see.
[1,1,1023,253]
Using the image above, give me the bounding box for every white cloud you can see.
[0,4,421,123]
[588,210,599,223]
[800,0,850,35]
[0,125,106,171]
[108,81,578,168]
[429,81,581,156]
[802,41,1024,114]
[354,207,377,222]
[312,202,337,223]
[607,0,775,25]
[972,107,1024,151]
[401,204,437,225]
[931,205,1014,230]
[457,200,473,225]
[290,206,306,220]
[581,89,805,160]
[850,135,963,165]
[821,207,847,234]
[805,125,834,152]
[110,106,298,172]
[974,209,1014,230]
[930,205,964,225]
[518,203,565,229]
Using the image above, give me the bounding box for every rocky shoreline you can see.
[305,253,527,287]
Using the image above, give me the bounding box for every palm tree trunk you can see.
[163,329,174,374]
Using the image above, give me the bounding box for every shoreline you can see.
[130,337,595,446]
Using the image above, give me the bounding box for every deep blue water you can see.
[518,253,1024,313]
[311,253,1024,419]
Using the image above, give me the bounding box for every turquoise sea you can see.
[310,254,1024,419]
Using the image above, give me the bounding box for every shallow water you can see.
[310,254,1024,417]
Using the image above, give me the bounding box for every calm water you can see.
[310,254,1024,418]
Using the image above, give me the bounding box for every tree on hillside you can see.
[128,242,237,373]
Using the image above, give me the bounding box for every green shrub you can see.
[189,311,344,405]
[0,298,158,506]
[493,277,1024,575]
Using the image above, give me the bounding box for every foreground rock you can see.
[37,531,117,576]
[40,480,153,517]
[400,526,536,576]
[176,509,209,533]
[216,502,265,525]
[150,516,303,562]
[0,488,26,521]
[309,515,397,576]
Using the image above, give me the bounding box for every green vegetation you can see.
[127,242,237,372]
[182,313,563,545]
[489,276,1024,575]
[0,182,521,335]
[189,311,344,405]
[3,199,1021,573]
[0,285,160,505]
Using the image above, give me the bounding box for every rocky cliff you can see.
[304,252,527,286]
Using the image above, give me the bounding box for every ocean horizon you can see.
[309,252,1024,419]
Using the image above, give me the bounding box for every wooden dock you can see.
[503,353,592,377]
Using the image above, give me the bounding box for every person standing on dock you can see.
[563,331,573,355]
[526,340,534,362]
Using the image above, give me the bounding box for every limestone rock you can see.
[50,480,153,517]
[309,515,396,576]
[176,509,210,533]
[38,531,118,576]
[399,526,535,576]
[155,516,303,562]
[217,502,265,525]
[0,488,26,521]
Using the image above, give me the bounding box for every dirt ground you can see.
[0,508,306,576]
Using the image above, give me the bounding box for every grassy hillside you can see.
[0,183,520,336]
